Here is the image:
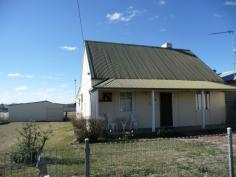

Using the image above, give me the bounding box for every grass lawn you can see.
[0,122,75,152]
[0,122,232,177]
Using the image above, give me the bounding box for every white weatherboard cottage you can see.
[76,41,236,132]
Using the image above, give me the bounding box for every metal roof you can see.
[85,40,223,82]
[94,79,236,90]
[220,70,236,82]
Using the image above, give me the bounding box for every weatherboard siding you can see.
[77,49,92,118]
[98,90,226,129]
[208,91,226,125]
[99,91,157,129]
[172,91,199,127]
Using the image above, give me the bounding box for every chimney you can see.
[161,42,172,48]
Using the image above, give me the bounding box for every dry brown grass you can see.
[0,122,75,152]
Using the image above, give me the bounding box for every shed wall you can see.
[9,102,64,121]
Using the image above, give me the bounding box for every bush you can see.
[71,116,107,142]
[11,122,52,164]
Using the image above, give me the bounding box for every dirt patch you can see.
[189,133,236,149]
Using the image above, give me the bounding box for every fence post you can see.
[227,127,234,177]
[85,138,90,177]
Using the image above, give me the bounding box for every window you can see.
[99,92,112,102]
[195,92,210,110]
[205,92,210,110]
[120,92,132,112]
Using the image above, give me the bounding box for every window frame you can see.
[99,92,112,102]
[195,91,210,110]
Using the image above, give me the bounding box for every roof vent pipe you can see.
[161,43,172,48]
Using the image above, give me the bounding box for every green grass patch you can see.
[0,122,231,177]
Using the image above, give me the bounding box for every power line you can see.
[76,0,85,42]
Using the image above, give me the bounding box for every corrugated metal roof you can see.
[94,79,236,90]
[85,40,223,82]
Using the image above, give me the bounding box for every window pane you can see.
[205,93,210,110]
[99,92,112,102]
[198,94,201,110]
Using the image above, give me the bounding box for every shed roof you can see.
[94,79,236,90]
[85,40,223,82]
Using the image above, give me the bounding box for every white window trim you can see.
[195,92,210,110]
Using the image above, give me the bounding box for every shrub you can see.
[118,130,135,141]
[71,116,107,142]
[11,122,52,164]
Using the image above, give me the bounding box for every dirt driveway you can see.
[190,133,236,150]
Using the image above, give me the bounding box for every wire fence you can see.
[90,135,230,177]
[0,128,235,177]
[0,147,84,177]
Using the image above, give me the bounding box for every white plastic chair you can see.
[106,113,116,131]
[130,112,138,130]
[120,119,128,132]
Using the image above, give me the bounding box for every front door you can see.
[160,92,173,127]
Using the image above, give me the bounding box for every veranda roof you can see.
[94,79,236,90]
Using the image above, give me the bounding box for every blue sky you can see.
[0,0,236,104]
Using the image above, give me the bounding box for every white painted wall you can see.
[76,49,92,119]
[208,91,226,125]
[8,102,64,121]
[99,91,160,129]
[98,90,226,129]
[172,91,226,127]
[91,90,99,118]
[172,91,200,127]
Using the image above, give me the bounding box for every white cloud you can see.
[60,84,69,88]
[106,12,123,22]
[159,0,166,5]
[7,73,33,78]
[225,0,236,6]
[45,88,55,92]
[8,73,20,77]
[15,86,29,91]
[60,46,78,51]
[106,7,141,23]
